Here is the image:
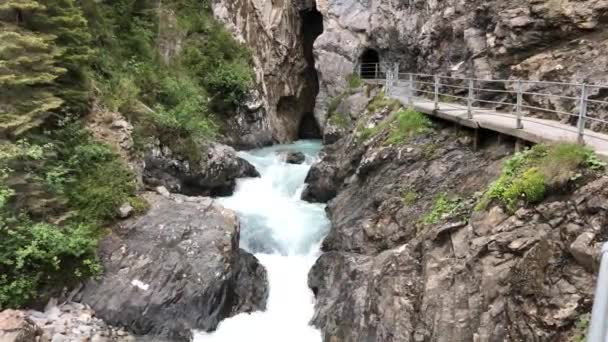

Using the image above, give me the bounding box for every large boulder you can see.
[301,161,338,203]
[143,142,259,196]
[77,193,268,341]
[277,151,306,164]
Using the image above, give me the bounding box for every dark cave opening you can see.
[298,5,323,139]
[359,48,380,79]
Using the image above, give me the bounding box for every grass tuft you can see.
[385,109,432,145]
[476,143,605,212]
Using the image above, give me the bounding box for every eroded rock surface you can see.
[306,97,603,342]
[211,0,317,142]
[77,193,268,341]
[143,142,259,196]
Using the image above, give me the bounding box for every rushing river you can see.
[194,140,329,342]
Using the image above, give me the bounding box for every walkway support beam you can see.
[588,243,608,342]
[578,83,588,144]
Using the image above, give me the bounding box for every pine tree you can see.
[30,0,93,113]
[0,1,66,138]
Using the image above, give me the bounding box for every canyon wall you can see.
[211,0,323,143]
[214,0,608,138]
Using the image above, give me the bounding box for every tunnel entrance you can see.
[359,49,380,79]
[298,4,323,139]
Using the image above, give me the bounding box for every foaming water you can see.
[194,140,328,342]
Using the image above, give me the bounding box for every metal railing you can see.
[359,63,386,81]
[357,63,608,144]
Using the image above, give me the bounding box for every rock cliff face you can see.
[314,0,608,115]
[211,0,323,142]
[212,0,608,140]
[303,91,603,342]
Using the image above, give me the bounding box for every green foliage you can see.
[0,123,145,308]
[367,91,401,113]
[422,193,464,225]
[346,73,363,89]
[0,24,65,136]
[385,109,432,145]
[0,218,101,308]
[44,122,139,222]
[80,0,251,161]
[0,0,94,136]
[422,142,439,159]
[402,190,418,206]
[570,313,590,342]
[327,93,347,116]
[153,75,217,139]
[476,143,605,212]
[31,0,94,112]
[204,61,253,109]
[501,167,546,207]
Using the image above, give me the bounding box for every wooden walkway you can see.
[389,90,608,159]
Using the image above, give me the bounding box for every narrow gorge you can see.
[2,1,608,342]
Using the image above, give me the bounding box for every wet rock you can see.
[77,193,268,341]
[0,310,40,342]
[143,142,259,196]
[229,250,270,315]
[278,151,306,164]
[301,162,338,203]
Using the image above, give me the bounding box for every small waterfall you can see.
[195,140,328,342]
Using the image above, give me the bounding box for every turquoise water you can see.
[195,140,329,342]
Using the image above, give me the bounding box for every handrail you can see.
[357,63,608,144]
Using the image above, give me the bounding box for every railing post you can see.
[434,75,439,111]
[516,80,523,129]
[408,73,414,107]
[577,83,588,144]
[467,79,473,119]
[374,63,379,80]
[588,243,608,342]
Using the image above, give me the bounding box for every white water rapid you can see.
[194,140,329,342]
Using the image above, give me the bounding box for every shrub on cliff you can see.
[476,143,605,212]
[385,109,432,145]
[0,124,141,308]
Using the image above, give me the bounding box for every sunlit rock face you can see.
[211,0,324,143]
